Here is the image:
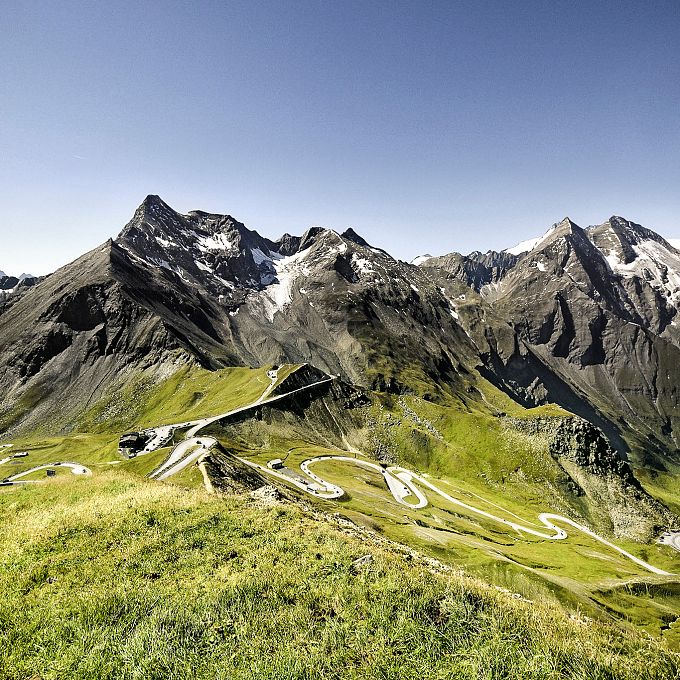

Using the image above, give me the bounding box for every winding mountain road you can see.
[2,462,91,485]
[149,369,335,480]
[258,455,674,576]
[143,369,674,577]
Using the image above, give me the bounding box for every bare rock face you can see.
[425,216,680,471]
[249,485,284,506]
[420,250,520,291]
[504,415,674,540]
[505,415,637,481]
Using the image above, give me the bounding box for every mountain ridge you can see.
[1,195,679,485]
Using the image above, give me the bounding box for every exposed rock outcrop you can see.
[504,415,676,540]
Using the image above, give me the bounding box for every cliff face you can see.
[506,415,638,483]
[505,415,675,540]
[421,250,520,291]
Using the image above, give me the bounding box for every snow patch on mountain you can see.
[251,247,274,265]
[258,249,310,322]
[506,224,564,256]
[156,235,177,249]
[412,254,433,266]
[607,239,680,306]
[352,254,376,276]
[196,231,236,253]
[505,238,540,255]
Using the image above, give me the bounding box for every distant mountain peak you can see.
[342,227,372,248]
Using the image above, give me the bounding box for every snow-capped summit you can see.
[587,217,680,310]
[504,238,539,256]
[503,218,580,256]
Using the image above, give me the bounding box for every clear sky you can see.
[1,1,679,275]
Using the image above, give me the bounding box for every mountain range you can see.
[3,193,680,643]
[2,196,679,474]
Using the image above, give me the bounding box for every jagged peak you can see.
[342,227,372,248]
[140,194,169,210]
[556,216,577,228]
[120,194,187,237]
[297,226,328,252]
[273,233,302,257]
[135,194,183,223]
[599,216,672,249]
[530,218,583,246]
[519,217,587,256]
[504,218,582,257]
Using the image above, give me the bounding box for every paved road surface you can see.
[659,532,680,553]
[2,462,91,485]
[148,369,335,481]
[260,455,674,576]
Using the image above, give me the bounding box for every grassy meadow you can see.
[1,362,679,677]
[1,471,678,680]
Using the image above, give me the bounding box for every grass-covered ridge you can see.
[2,361,679,669]
[1,472,678,680]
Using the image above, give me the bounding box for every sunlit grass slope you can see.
[1,472,678,680]
[0,365,291,477]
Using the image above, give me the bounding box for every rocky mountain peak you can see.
[297,226,328,252]
[273,233,301,257]
[342,227,372,249]
[594,216,675,253]
[556,216,578,230]
[119,194,188,244]
[136,194,184,228]
[535,217,584,248]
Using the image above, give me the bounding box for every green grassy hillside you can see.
[2,361,679,675]
[1,472,678,680]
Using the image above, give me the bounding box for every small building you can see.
[119,432,145,448]
[13,451,28,458]
[267,458,284,470]
[118,432,149,457]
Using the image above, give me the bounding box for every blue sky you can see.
[1,1,679,275]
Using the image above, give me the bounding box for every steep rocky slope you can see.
[0,196,478,436]
[421,217,680,471]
